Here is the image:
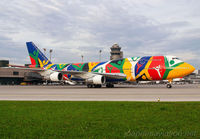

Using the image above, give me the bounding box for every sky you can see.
[0,0,200,69]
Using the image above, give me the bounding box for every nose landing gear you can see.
[166,79,173,88]
[166,83,172,88]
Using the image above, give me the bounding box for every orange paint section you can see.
[167,62,195,79]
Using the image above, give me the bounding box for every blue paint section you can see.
[26,42,52,67]
[71,78,84,81]
[67,65,78,71]
[67,74,72,78]
[91,62,107,71]
[26,42,36,55]
[135,56,151,76]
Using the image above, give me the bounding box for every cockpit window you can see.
[172,57,180,60]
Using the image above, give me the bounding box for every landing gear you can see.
[166,79,173,88]
[106,83,114,88]
[94,84,102,88]
[87,83,114,88]
[87,84,102,88]
[87,84,93,88]
[166,83,172,88]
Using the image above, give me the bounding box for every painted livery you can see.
[26,42,195,88]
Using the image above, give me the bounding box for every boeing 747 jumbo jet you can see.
[26,42,195,88]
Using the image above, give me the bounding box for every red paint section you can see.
[106,64,120,73]
[148,56,166,80]
[73,63,83,68]
[29,65,37,68]
[30,56,36,65]
[63,74,69,80]
[136,62,143,74]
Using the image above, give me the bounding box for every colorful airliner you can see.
[26,42,195,88]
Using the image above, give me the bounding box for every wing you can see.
[1,67,44,72]
[2,67,126,80]
[58,70,127,79]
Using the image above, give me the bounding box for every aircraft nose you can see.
[187,63,195,74]
[166,62,195,79]
[182,62,195,76]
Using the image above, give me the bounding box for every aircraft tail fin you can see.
[26,42,52,68]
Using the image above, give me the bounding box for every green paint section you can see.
[29,50,39,67]
[56,64,68,70]
[171,62,184,68]
[163,56,171,79]
[170,60,175,65]
[47,64,54,69]
[107,67,113,73]
[94,67,104,73]
[163,56,184,79]
[72,63,86,71]
[131,56,140,62]
[110,59,125,73]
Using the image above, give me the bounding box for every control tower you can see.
[110,43,123,60]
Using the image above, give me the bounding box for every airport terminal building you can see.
[0,60,42,85]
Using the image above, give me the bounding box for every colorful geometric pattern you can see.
[26,42,195,82]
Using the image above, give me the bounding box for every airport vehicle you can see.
[26,42,195,88]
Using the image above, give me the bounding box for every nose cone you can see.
[166,62,195,79]
[188,63,195,74]
[180,62,195,76]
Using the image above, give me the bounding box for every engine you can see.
[87,75,106,84]
[49,72,63,81]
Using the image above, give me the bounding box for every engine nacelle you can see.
[87,75,106,84]
[49,72,63,81]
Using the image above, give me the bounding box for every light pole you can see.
[43,48,46,55]
[81,55,84,63]
[99,50,102,62]
[49,49,53,61]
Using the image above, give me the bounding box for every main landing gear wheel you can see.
[106,83,114,88]
[87,84,93,88]
[87,84,102,88]
[166,84,172,89]
[94,84,102,88]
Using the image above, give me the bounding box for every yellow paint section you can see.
[57,64,66,69]
[46,64,54,69]
[167,62,195,79]
[123,58,134,81]
[88,62,99,72]
[38,58,49,68]
[38,59,44,68]
[135,57,153,80]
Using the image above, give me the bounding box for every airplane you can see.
[25,42,195,88]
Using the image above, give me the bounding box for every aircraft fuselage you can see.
[41,56,195,82]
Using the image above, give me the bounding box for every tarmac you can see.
[0,84,200,101]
